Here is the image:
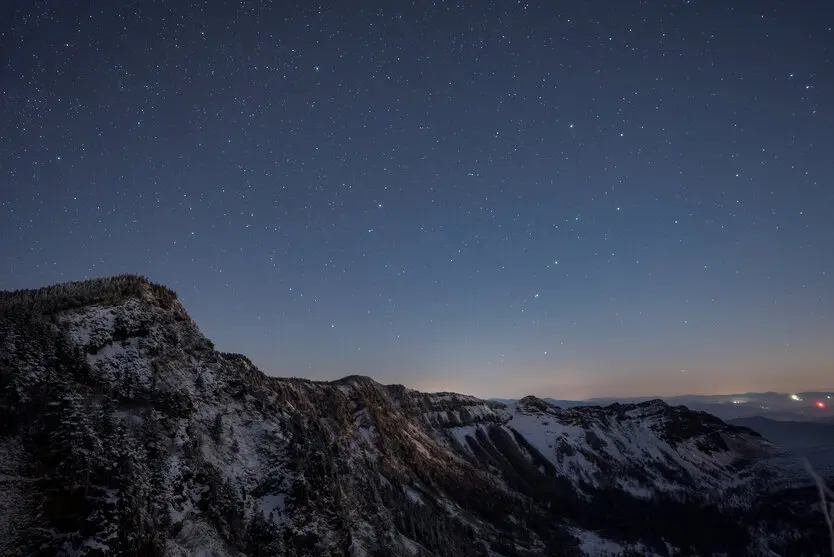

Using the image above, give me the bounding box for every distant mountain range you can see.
[1,275,832,556]
[493,391,834,423]
[491,392,834,490]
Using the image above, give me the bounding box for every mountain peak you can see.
[633,398,670,413]
[333,374,379,387]
[517,394,550,408]
[0,274,182,315]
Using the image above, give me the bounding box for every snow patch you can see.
[404,486,424,506]
[260,494,286,518]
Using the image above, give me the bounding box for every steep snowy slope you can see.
[444,396,777,499]
[0,276,829,557]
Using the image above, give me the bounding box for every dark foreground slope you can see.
[0,276,829,556]
[728,416,834,479]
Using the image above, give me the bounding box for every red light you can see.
[817,401,826,409]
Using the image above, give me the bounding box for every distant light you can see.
[790,394,802,401]
[817,401,826,409]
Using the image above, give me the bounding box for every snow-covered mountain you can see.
[493,393,834,423]
[0,276,830,556]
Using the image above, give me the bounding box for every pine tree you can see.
[245,512,286,556]
[212,412,224,443]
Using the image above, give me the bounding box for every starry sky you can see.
[2,0,833,399]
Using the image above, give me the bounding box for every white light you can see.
[790,394,802,401]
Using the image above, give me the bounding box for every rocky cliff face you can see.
[0,276,828,556]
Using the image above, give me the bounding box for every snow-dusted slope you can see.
[0,276,827,557]
[441,396,777,501]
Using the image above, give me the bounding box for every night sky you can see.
[2,1,833,399]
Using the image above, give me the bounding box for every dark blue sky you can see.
[2,0,833,398]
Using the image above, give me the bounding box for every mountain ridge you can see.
[0,275,829,556]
